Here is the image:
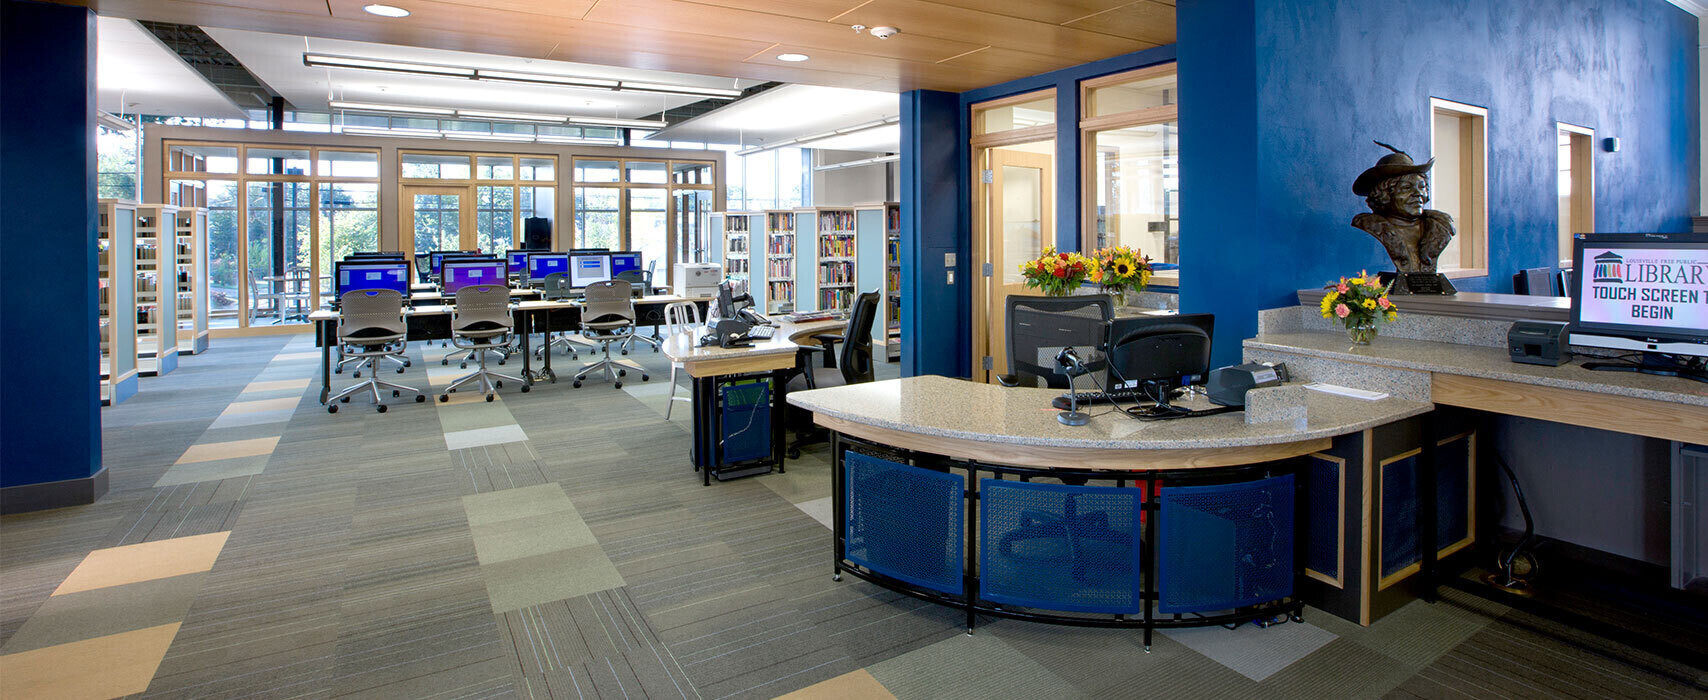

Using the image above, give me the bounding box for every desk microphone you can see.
[1054,346,1091,427]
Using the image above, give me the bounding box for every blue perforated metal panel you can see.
[978,478,1142,614]
[718,379,770,464]
[1159,475,1294,613]
[1380,440,1473,579]
[843,452,964,595]
[1304,456,1341,581]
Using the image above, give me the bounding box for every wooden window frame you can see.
[1428,98,1490,279]
[1078,64,1179,266]
[1556,122,1595,267]
[568,156,716,284]
[398,150,559,253]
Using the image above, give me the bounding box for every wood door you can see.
[979,147,1054,382]
[400,185,475,260]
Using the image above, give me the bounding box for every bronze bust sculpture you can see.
[1351,141,1458,294]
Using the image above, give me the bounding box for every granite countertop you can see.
[787,375,1432,450]
[1247,331,1708,408]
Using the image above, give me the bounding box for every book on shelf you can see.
[819,261,855,285]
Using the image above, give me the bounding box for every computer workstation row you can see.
[331,248,654,304]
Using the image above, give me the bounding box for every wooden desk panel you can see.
[1431,373,1708,445]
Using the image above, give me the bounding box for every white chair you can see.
[662,301,700,419]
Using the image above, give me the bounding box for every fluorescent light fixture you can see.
[777,53,810,62]
[362,4,410,17]
[535,134,622,145]
[455,109,567,123]
[340,126,443,139]
[304,53,474,77]
[474,69,619,89]
[617,81,741,98]
[565,115,668,129]
[736,116,900,155]
[447,132,535,142]
[329,100,454,115]
[813,154,899,171]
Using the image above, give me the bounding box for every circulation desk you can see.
[787,375,1432,649]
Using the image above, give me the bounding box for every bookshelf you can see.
[722,212,751,281]
[99,200,139,405]
[175,207,210,354]
[135,205,180,376]
[764,210,796,313]
[884,202,901,361]
[816,208,857,312]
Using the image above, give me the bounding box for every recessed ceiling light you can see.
[777,53,810,62]
[362,4,410,18]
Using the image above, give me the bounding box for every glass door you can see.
[401,185,475,260]
[246,181,314,326]
[981,143,1054,382]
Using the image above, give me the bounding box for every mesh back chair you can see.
[786,290,881,458]
[1513,267,1557,296]
[326,289,424,413]
[615,270,663,353]
[999,295,1114,389]
[662,301,701,420]
[573,280,650,389]
[537,272,597,360]
[1558,269,1575,298]
[439,284,527,402]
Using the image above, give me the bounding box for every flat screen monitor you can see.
[1106,313,1215,389]
[507,249,540,272]
[441,259,507,295]
[334,260,411,299]
[527,252,569,282]
[1568,232,1708,359]
[609,251,643,279]
[569,252,612,288]
[347,251,405,260]
[429,250,478,275]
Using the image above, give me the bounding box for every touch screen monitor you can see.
[1569,232,1708,381]
[334,261,411,298]
[527,253,568,282]
[569,252,612,289]
[609,251,643,279]
[441,259,508,295]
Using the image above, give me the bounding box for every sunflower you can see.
[1111,259,1136,277]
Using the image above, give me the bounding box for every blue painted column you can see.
[900,90,970,378]
[1,0,106,512]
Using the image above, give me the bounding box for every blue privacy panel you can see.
[843,452,964,595]
[1380,438,1473,580]
[979,479,1142,614]
[718,379,770,464]
[1159,474,1294,614]
[1304,456,1341,581]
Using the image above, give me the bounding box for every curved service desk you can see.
[787,375,1431,649]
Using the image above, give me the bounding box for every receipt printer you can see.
[1207,362,1288,407]
[674,262,721,298]
[1509,320,1571,366]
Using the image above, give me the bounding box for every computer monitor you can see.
[429,249,479,275]
[439,253,498,280]
[1106,313,1215,394]
[569,252,612,289]
[333,260,411,299]
[347,251,405,260]
[441,259,508,295]
[526,252,569,283]
[1568,232,1708,380]
[507,249,540,272]
[609,251,643,279]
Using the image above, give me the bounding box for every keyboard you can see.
[1049,387,1184,410]
[748,325,776,339]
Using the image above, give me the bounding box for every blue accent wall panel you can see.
[1180,0,1698,366]
[1,0,102,490]
[900,89,969,378]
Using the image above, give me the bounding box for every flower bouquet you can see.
[1019,247,1096,297]
[1320,270,1398,344]
[1090,245,1153,307]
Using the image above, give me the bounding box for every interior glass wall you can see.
[1082,65,1180,276]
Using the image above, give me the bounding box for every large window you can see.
[98,122,140,200]
[398,151,558,253]
[1557,123,1595,265]
[1081,64,1180,278]
[1429,99,1488,276]
[570,156,715,283]
[163,141,380,330]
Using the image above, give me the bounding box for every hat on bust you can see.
[1352,140,1434,196]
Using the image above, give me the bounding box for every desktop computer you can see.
[526,252,569,286]
[1568,232,1708,382]
[1105,313,1215,417]
[610,251,643,279]
[507,249,541,275]
[442,259,507,295]
[333,260,412,299]
[569,252,612,289]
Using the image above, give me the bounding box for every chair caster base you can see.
[415,395,426,403]
[832,573,841,582]
[377,404,387,413]
[327,405,338,414]
[438,394,449,402]
[573,380,582,388]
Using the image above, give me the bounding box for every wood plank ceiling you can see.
[61,0,1176,93]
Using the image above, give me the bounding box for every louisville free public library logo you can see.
[1592,251,1625,284]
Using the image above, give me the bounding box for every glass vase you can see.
[1347,320,1377,345]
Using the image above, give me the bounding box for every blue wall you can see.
[1180,0,1699,364]
[1,1,103,494]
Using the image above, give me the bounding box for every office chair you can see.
[990,293,1129,583]
[536,272,598,360]
[998,295,1114,389]
[1512,267,1556,296]
[662,301,701,420]
[572,279,649,389]
[785,290,880,458]
[615,270,662,354]
[439,284,527,403]
[326,289,425,413]
[1558,269,1574,297]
